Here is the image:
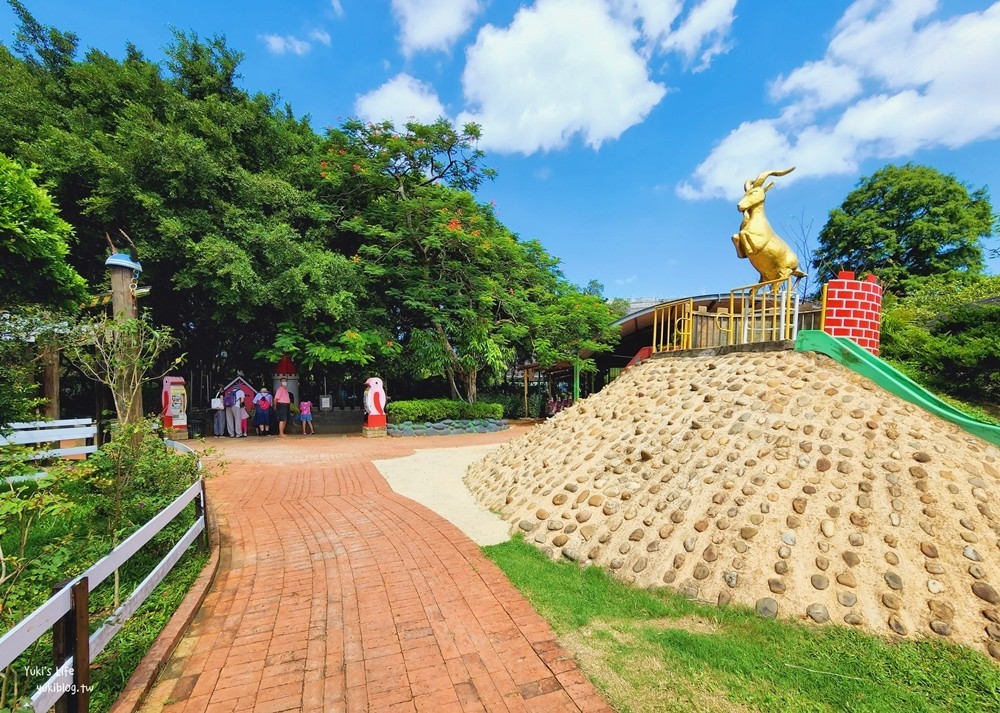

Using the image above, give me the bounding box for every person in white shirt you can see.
[226,386,246,437]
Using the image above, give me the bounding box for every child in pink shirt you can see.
[299,398,315,435]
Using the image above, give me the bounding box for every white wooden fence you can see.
[0,443,207,712]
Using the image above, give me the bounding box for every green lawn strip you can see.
[87,548,209,712]
[484,538,1000,713]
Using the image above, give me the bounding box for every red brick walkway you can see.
[135,430,611,712]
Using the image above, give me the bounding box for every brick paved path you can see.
[136,430,611,712]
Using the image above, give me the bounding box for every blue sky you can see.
[2,0,999,299]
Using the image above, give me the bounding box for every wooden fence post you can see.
[52,577,89,713]
[194,484,209,552]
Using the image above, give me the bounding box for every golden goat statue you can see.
[732,167,807,284]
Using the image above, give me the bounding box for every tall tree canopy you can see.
[0,152,86,309]
[0,5,619,402]
[812,163,995,292]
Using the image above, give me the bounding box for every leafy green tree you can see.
[0,153,87,308]
[813,163,994,292]
[533,290,621,376]
[0,154,86,426]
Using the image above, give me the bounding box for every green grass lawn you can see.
[484,538,1000,713]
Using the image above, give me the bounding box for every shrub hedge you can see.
[386,398,503,423]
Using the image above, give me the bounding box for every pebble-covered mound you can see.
[465,349,1000,658]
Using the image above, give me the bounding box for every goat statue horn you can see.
[750,166,796,188]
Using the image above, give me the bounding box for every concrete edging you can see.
[109,501,221,713]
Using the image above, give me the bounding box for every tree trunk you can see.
[465,368,477,403]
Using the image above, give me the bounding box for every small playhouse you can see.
[221,377,258,404]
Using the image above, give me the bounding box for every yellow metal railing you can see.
[819,283,828,332]
[651,298,694,353]
[717,277,800,346]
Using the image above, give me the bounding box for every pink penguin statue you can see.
[364,376,387,427]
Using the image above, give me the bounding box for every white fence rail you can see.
[0,470,208,712]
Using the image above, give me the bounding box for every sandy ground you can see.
[373,444,512,546]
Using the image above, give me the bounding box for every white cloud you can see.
[609,0,684,45]
[391,0,483,55]
[309,29,332,46]
[330,0,344,18]
[354,74,448,128]
[658,0,738,70]
[682,0,1000,200]
[457,0,666,154]
[260,34,312,56]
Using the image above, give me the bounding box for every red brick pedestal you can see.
[822,271,882,354]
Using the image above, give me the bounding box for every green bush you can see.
[386,398,503,423]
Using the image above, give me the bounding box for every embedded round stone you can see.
[849,533,865,546]
[930,620,952,636]
[882,593,902,610]
[739,526,758,540]
[575,510,592,523]
[811,574,830,590]
[964,546,982,562]
[844,613,864,626]
[816,458,832,472]
[724,571,739,588]
[884,572,903,591]
[928,601,955,622]
[519,520,537,532]
[807,604,830,623]
[768,578,786,594]
[837,571,857,588]
[816,556,830,571]
[927,579,945,594]
[913,451,932,463]
[703,545,719,563]
[837,591,857,607]
[842,551,861,567]
[756,597,778,619]
[970,565,987,580]
[629,528,645,541]
[820,520,835,537]
[888,615,908,636]
[693,563,710,580]
[552,534,569,547]
[552,493,569,506]
[792,498,807,514]
[973,582,1000,605]
[536,509,550,520]
[633,557,648,573]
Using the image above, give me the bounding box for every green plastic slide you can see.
[794,330,1000,448]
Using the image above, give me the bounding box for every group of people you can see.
[211,379,316,438]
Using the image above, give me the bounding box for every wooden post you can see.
[194,486,209,552]
[41,344,60,419]
[52,577,90,713]
[109,262,143,421]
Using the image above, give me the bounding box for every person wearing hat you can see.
[253,386,272,435]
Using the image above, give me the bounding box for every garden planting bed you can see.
[387,418,508,437]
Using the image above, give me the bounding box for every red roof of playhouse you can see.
[275,354,297,376]
[222,377,258,398]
